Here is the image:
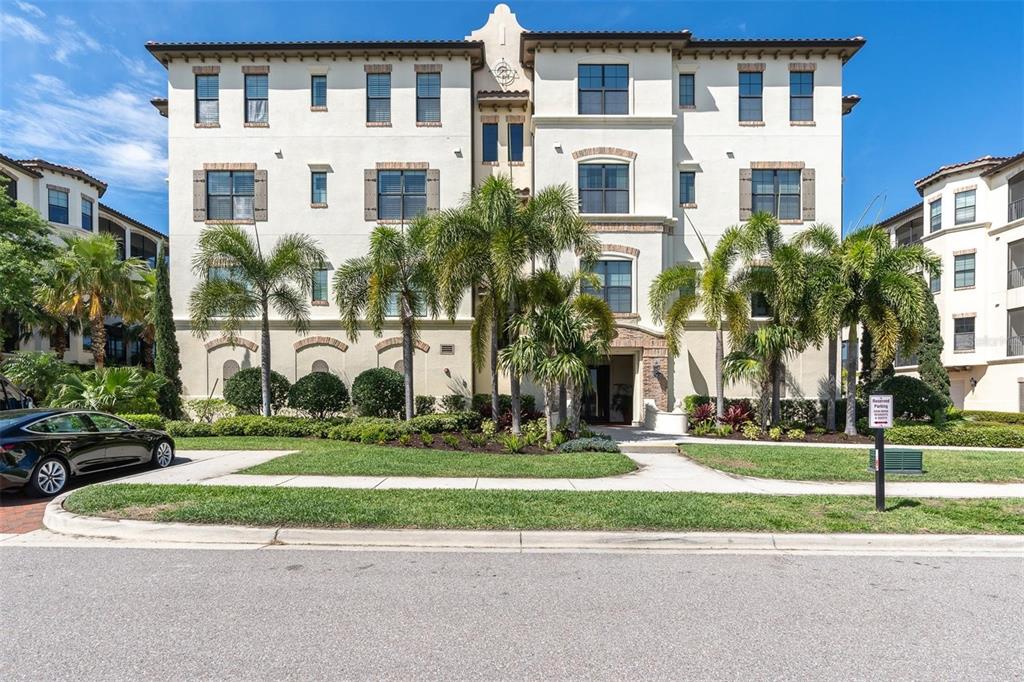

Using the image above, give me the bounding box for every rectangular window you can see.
[1009,238,1024,289]
[751,169,801,220]
[311,75,327,107]
[377,170,426,221]
[482,123,498,163]
[508,123,524,162]
[678,73,695,107]
[954,189,976,225]
[929,198,942,232]
[739,72,763,122]
[954,253,975,289]
[4,174,16,201]
[578,64,628,115]
[789,71,814,121]
[366,73,391,123]
[206,171,255,221]
[578,164,629,214]
[582,260,632,313]
[312,269,328,303]
[416,73,441,123]
[195,74,219,124]
[930,271,941,293]
[81,198,93,231]
[751,292,771,318]
[1008,307,1024,357]
[1009,171,1024,222]
[953,317,975,351]
[679,171,696,205]
[48,188,68,224]
[245,74,268,123]
[311,171,327,204]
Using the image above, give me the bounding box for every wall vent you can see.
[440,344,455,355]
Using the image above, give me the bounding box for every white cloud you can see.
[0,12,49,42]
[15,2,45,19]
[51,14,103,65]
[0,74,167,193]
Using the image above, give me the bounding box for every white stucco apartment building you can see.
[0,154,168,366]
[148,3,865,426]
[879,152,1024,412]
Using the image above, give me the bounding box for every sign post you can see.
[868,394,894,512]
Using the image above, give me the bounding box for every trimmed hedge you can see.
[405,411,481,433]
[557,437,621,453]
[211,415,347,438]
[471,393,537,415]
[963,410,1024,426]
[120,414,166,430]
[287,372,349,419]
[223,368,291,414]
[886,423,1024,448]
[165,420,215,438]
[874,375,947,420]
[351,368,404,417]
[328,417,404,444]
[415,395,436,416]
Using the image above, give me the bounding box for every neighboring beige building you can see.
[879,152,1024,412]
[148,3,865,428]
[0,154,168,366]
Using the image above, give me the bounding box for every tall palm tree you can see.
[36,233,148,368]
[333,219,438,420]
[649,226,748,421]
[500,270,615,441]
[430,175,598,432]
[804,225,940,435]
[190,223,325,417]
[121,270,158,368]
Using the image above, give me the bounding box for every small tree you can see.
[1,351,72,405]
[223,366,290,414]
[351,367,404,417]
[917,287,950,404]
[287,372,349,418]
[152,243,184,419]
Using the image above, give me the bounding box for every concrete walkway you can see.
[115,445,1024,499]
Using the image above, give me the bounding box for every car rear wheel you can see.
[152,440,175,468]
[30,457,69,497]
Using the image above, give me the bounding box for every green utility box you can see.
[867,448,923,474]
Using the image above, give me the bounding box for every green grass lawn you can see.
[65,484,1024,535]
[176,437,637,479]
[680,443,1024,483]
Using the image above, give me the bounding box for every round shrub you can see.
[351,368,404,417]
[874,375,947,420]
[287,372,350,418]
[119,414,166,430]
[327,417,404,443]
[223,367,291,415]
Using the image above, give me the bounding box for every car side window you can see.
[29,414,93,434]
[88,414,132,432]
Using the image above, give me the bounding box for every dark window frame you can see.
[578,64,629,115]
[789,71,814,121]
[2,173,16,201]
[416,72,441,123]
[953,317,975,351]
[81,197,93,231]
[311,171,327,204]
[482,123,498,163]
[679,171,696,205]
[195,74,219,124]
[751,169,801,220]
[48,188,69,224]
[312,269,329,303]
[678,73,695,107]
[929,198,942,232]
[377,170,427,222]
[582,259,633,313]
[206,170,255,221]
[953,253,976,289]
[739,72,763,122]
[244,74,269,124]
[310,74,327,107]
[366,73,391,123]
[508,122,524,162]
[578,163,629,214]
[130,234,158,268]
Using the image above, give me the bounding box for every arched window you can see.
[223,359,240,385]
[311,359,329,374]
[392,359,405,375]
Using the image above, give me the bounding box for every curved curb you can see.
[42,493,1024,557]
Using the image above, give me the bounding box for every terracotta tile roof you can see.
[876,203,922,229]
[98,202,166,241]
[980,150,1024,177]
[146,40,486,68]
[914,155,1010,192]
[15,158,107,196]
[0,153,43,178]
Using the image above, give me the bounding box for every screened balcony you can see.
[1009,307,1024,357]
[1009,171,1024,223]
[1009,239,1024,289]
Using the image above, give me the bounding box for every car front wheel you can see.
[152,440,175,468]
[30,457,69,497]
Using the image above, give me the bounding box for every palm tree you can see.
[35,233,148,368]
[190,223,325,417]
[649,226,748,421]
[804,225,940,435]
[333,219,438,420]
[430,175,598,432]
[500,270,615,441]
[121,270,158,368]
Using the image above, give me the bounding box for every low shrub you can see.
[351,368,404,418]
[551,431,568,448]
[440,394,467,412]
[714,424,733,438]
[405,411,482,433]
[684,395,755,420]
[786,428,806,441]
[753,398,822,429]
[886,423,1024,448]
[186,398,235,423]
[874,375,948,421]
[963,410,1024,426]
[398,434,412,447]
[480,420,498,438]
[471,393,537,418]
[499,433,527,454]
[690,403,715,427]
[415,395,436,416]
[120,414,166,430]
[211,415,341,438]
[690,422,713,437]
[741,422,760,440]
[287,372,349,419]
[466,432,489,448]
[442,433,460,448]
[328,417,403,443]
[223,368,291,415]
[768,426,783,441]
[721,403,752,432]
[557,437,621,453]
[420,431,435,447]
[164,420,215,438]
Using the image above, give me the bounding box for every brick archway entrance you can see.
[609,326,669,411]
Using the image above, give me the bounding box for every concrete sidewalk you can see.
[116,446,1024,499]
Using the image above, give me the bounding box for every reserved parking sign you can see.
[869,394,894,429]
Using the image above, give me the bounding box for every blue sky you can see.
[1,0,1021,235]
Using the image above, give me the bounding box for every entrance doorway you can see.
[581,355,635,424]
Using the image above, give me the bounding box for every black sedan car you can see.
[0,409,175,496]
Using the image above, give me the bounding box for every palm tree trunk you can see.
[715,327,725,420]
[558,383,567,425]
[50,324,67,360]
[770,357,782,426]
[90,312,107,369]
[510,373,522,434]
[260,303,272,417]
[759,378,771,431]
[845,324,859,436]
[402,316,415,421]
[489,306,500,424]
[544,383,556,443]
[826,333,838,431]
[569,383,583,434]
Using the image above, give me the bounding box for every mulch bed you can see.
[690,431,874,445]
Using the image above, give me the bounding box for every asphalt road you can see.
[1,547,1020,680]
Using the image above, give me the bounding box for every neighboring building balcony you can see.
[1010,197,1024,223]
[1008,335,1024,358]
[1009,266,1024,290]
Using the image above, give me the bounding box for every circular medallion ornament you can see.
[492,58,518,88]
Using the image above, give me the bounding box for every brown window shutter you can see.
[801,168,816,221]
[193,170,207,221]
[426,168,440,214]
[254,170,268,221]
[739,168,752,220]
[364,169,378,221]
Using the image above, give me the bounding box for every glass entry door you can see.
[581,365,610,423]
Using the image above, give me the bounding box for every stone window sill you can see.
[194,123,220,128]
[678,105,696,111]
[509,161,526,166]
[954,286,976,291]
[416,121,442,127]
[679,203,697,209]
[310,106,328,112]
[366,121,392,127]
[612,313,640,320]
[482,161,500,166]
[205,219,255,225]
[739,121,765,127]
[244,122,270,128]
[779,219,804,225]
[790,121,816,126]
[311,300,329,307]
[953,349,975,354]
[310,203,328,209]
